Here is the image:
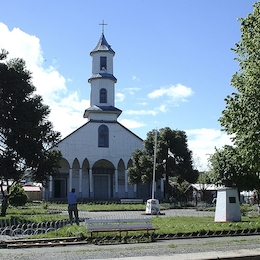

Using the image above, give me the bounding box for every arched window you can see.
[100,56,107,70]
[98,125,109,147]
[100,88,107,103]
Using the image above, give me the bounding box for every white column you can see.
[79,168,82,197]
[79,168,82,192]
[89,168,93,197]
[115,169,118,194]
[124,170,128,193]
[69,168,72,191]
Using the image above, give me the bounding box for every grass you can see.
[28,215,260,239]
[1,203,260,240]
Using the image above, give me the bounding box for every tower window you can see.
[100,88,107,103]
[100,56,107,70]
[98,124,109,147]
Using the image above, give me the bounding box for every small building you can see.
[185,184,220,204]
[0,183,42,202]
[23,184,42,201]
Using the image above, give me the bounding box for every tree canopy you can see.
[128,127,199,199]
[0,53,62,215]
[208,145,258,192]
[218,2,260,190]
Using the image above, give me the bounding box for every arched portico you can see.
[92,159,115,199]
[52,158,69,199]
[117,159,125,198]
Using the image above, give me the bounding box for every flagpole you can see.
[145,129,162,215]
[152,129,157,199]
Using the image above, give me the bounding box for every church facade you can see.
[44,31,164,201]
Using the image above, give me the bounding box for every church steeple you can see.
[83,24,121,121]
[90,33,115,55]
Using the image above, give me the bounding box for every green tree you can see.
[0,53,62,216]
[128,127,199,201]
[219,2,260,193]
[208,146,258,195]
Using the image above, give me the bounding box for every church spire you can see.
[90,23,115,56]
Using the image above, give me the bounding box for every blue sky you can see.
[0,0,257,171]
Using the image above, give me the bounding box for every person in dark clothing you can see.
[67,188,79,225]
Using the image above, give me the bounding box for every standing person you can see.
[67,188,79,225]
[193,188,198,206]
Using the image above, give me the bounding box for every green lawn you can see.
[0,203,259,240]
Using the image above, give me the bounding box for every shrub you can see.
[9,184,28,206]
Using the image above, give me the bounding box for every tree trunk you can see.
[164,173,170,202]
[1,196,8,217]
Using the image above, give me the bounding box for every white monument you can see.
[214,186,241,222]
[145,198,160,215]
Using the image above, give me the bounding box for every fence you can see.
[0,219,70,240]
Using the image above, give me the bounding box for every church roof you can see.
[90,33,115,55]
[54,120,143,146]
[83,105,122,118]
[88,72,117,83]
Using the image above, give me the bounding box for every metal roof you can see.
[184,184,223,193]
[84,105,122,112]
[88,72,117,83]
[90,33,115,55]
[83,105,122,118]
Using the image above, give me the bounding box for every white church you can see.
[44,29,164,201]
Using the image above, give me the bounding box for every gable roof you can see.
[185,184,222,193]
[55,120,143,146]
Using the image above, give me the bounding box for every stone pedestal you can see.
[214,187,241,222]
[145,199,160,215]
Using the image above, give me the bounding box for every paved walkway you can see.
[78,208,215,219]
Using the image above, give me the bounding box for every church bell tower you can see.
[84,22,122,121]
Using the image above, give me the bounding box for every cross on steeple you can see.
[99,20,107,34]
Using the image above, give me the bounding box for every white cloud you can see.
[32,66,67,102]
[119,119,145,129]
[124,109,157,116]
[148,84,194,101]
[138,102,148,106]
[116,92,125,102]
[124,87,141,95]
[0,22,88,138]
[185,128,233,172]
[158,105,167,113]
[49,93,89,137]
[125,105,168,116]
[132,75,140,81]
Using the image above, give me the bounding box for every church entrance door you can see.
[54,179,66,198]
[94,175,109,198]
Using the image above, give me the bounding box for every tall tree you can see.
[0,53,62,216]
[128,127,198,200]
[219,2,260,192]
[208,146,258,194]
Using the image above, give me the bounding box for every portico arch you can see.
[53,158,69,199]
[92,159,115,199]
